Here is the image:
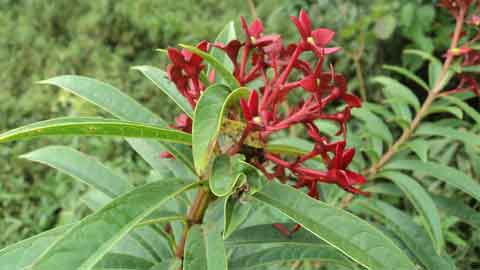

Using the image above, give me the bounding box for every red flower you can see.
[290,10,340,55]
[240,16,281,49]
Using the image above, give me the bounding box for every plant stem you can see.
[247,0,258,19]
[354,57,367,101]
[367,8,466,177]
[175,187,210,259]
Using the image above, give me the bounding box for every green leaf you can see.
[223,194,252,239]
[382,65,430,92]
[94,253,154,269]
[29,179,197,270]
[192,85,249,175]
[253,181,415,270]
[433,195,480,229]
[353,200,454,270]
[21,146,132,198]
[416,123,480,146]
[377,171,444,254]
[352,107,393,145]
[372,76,420,111]
[180,44,240,89]
[385,160,480,201]
[426,105,463,119]
[183,224,227,270]
[461,65,480,73]
[404,139,429,162]
[0,117,192,145]
[0,225,73,269]
[150,259,182,270]
[403,49,446,89]
[39,75,194,172]
[133,66,194,117]
[441,95,480,125]
[225,223,322,247]
[229,245,354,270]
[374,15,396,40]
[209,21,236,82]
[210,154,245,197]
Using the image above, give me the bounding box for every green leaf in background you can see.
[0,225,73,269]
[433,195,480,229]
[39,75,194,172]
[210,154,245,197]
[21,146,132,198]
[253,181,415,270]
[374,15,396,40]
[29,179,197,270]
[209,21,236,82]
[223,194,252,239]
[385,160,480,201]
[382,65,430,92]
[372,76,420,111]
[192,85,249,175]
[404,139,429,162]
[0,117,192,145]
[180,44,240,89]
[352,107,393,145]
[403,49,445,89]
[416,123,480,146]
[229,245,354,270]
[133,65,194,118]
[377,171,444,254]
[426,105,463,119]
[441,95,480,125]
[353,199,454,270]
[150,258,182,270]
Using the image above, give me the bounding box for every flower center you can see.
[250,36,257,44]
[253,116,262,125]
[307,36,315,45]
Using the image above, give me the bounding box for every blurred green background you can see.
[0,0,451,247]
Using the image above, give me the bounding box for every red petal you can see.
[342,93,362,108]
[311,28,335,47]
[323,47,341,54]
[248,90,259,116]
[167,48,186,66]
[240,98,252,121]
[341,148,355,168]
[249,18,264,37]
[290,15,309,40]
[299,75,318,92]
[345,170,367,185]
[299,10,312,35]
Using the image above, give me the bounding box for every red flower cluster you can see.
[164,10,367,198]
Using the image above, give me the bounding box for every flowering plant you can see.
[1,3,480,270]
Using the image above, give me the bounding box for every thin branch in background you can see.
[247,0,258,19]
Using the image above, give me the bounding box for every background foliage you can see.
[1,0,479,269]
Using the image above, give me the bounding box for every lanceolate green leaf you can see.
[404,139,429,162]
[385,160,480,201]
[352,107,393,145]
[183,224,227,270]
[372,76,420,110]
[0,225,73,270]
[39,75,194,171]
[353,200,454,270]
[416,123,480,146]
[180,44,240,89]
[192,85,249,175]
[94,253,154,269]
[223,195,252,239]
[210,154,245,197]
[441,95,480,125]
[382,65,429,91]
[433,195,480,229]
[253,181,415,270]
[21,146,132,198]
[225,223,322,246]
[229,246,354,270]
[209,21,236,82]
[133,66,194,117]
[29,179,197,270]
[377,171,444,254]
[0,117,192,145]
